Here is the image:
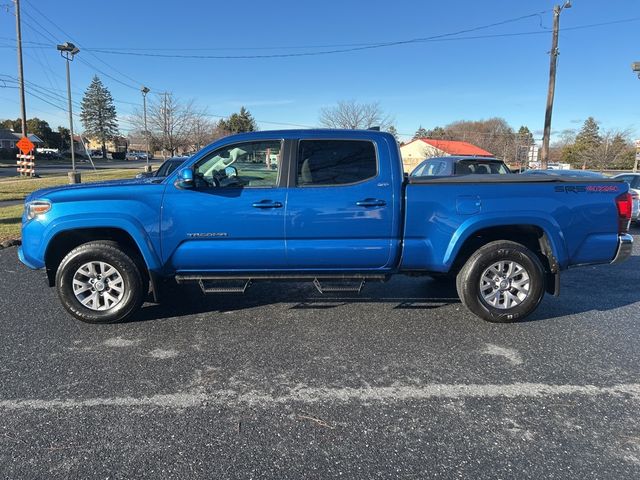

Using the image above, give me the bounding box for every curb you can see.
[0,239,21,250]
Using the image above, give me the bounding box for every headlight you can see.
[26,200,51,220]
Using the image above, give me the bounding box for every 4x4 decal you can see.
[555,185,619,193]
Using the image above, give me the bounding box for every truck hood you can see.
[25,177,161,203]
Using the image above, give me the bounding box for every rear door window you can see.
[297,140,377,186]
[455,160,509,175]
[415,160,447,176]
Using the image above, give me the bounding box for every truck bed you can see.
[401,175,626,272]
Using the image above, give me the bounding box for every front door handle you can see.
[356,198,386,207]
[252,200,283,209]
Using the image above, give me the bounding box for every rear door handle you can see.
[252,200,283,209]
[356,198,386,207]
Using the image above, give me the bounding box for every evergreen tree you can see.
[562,117,602,168]
[57,126,70,150]
[574,117,601,151]
[413,126,429,140]
[218,106,257,134]
[516,126,534,146]
[386,125,399,142]
[80,76,119,157]
[426,126,447,139]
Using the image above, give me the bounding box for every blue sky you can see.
[0,0,639,142]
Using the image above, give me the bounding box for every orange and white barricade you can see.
[16,152,36,177]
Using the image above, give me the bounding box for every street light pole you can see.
[540,1,571,170]
[57,42,80,184]
[13,0,27,139]
[141,86,150,172]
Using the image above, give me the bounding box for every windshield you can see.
[156,160,184,177]
[455,160,509,175]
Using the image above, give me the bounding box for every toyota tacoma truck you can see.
[18,130,634,324]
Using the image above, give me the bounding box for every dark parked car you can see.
[410,156,511,177]
[135,157,188,179]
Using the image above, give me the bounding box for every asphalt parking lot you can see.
[1,230,639,479]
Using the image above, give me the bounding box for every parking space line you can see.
[1,382,639,411]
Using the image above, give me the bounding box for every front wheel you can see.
[456,241,546,323]
[55,241,146,324]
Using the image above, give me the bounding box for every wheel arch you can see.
[447,223,562,295]
[44,227,155,289]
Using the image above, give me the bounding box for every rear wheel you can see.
[55,241,146,324]
[456,240,545,323]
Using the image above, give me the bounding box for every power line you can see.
[75,11,555,59]
[20,0,150,91]
[7,16,639,58]
[75,16,640,60]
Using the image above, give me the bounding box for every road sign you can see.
[16,136,34,155]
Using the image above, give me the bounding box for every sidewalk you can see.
[0,199,23,208]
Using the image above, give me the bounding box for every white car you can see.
[614,174,640,223]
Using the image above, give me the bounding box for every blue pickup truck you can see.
[19,129,633,324]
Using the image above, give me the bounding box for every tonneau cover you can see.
[407,174,623,185]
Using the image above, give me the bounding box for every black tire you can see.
[456,240,545,323]
[55,241,146,324]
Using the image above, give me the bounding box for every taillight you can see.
[615,192,632,233]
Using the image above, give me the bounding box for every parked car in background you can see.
[614,173,640,223]
[136,152,153,161]
[521,169,604,178]
[125,151,139,161]
[135,157,188,179]
[410,156,511,177]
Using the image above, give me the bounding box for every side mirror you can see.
[175,168,194,189]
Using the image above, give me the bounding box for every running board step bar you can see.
[175,273,387,295]
[312,278,365,294]
[197,279,251,294]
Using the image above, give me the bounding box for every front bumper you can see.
[611,234,633,264]
[18,245,43,269]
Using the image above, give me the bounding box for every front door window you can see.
[193,140,282,188]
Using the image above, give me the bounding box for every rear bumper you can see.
[611,234,633,264]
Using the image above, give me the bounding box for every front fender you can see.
[21,212,162,272]
[442,213,568,270]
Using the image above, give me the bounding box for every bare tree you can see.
[444,118,516,161]
[550,129,576,164]
[152,93,198,156]
[128,93,199,157]
[319,100,392,130]
[187,113,227,152]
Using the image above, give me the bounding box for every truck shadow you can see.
[128,276,462,324]
[128,250,640,324]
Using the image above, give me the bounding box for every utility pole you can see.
[163,92,168,159]
[14,0,27,138]
[141,86,150,171]
[540,1,572,170]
